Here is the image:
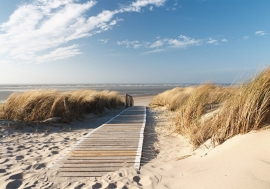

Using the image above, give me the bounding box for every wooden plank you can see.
[70,150,136,153]
[63,160,136,164]
[68,154,137,157]
[81,138,141,141]
[66,156,136,160]
[58,172,108,177]
[90,133,141,136]
[74,145,138,148]
[68,151,137,157]
[76,142,138,145]
[81,138,140,140]
[104,124,143,126]
[108,122,143,124]
[96,129,141,131]
[59,167,122,172]
[61,163,134,167]
[87,135,141,138]
[73,148,141,151]
[89,131,141,133]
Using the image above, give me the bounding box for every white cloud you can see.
[118,0,166,13]
[36,44,82,64]
[243,36,250,40]
[167,35,201,48]
[0,0,167,64]
[255,30,267,36]
[117,40,143,49]
[221,38,228,42]
[118,35,202,53]
[150,40,164,48]
[207,38,218,45]
[98,39,109,44]
[144,48,166,54]
[0,60,12,66]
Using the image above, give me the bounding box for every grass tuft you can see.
[0,90,124,122]
[151,68,270,148]
[209,68,270,145]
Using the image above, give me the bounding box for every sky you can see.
[0,0,270,84]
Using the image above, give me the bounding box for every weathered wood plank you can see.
[81,138,141,141]
[58,172,108,177]
[104,123,143,126]
[89,133,141,136]
[59,167,122,172]
[83,135,142,138]
[74,143,138,149]
[68,151,137,157]
[68,154,137,157]
[66,156,136,160]
[61,163,134,167]
[63,159,137,164]
[93,131,141,133]
[76,142,138,145]
[73,148,141,151]
[71,150,137,153]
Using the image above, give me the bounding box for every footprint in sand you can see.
[0,169,6,173]
[23,165,32,171]
[107,183,117,189]
[49,146,59,150]
[32,163,46,170]
[15,155,24,160]
[51,150,59,154]
[0,158,9,164]
[6,180,22,189]
[92,183,102,189]
[17,145,25,149]
[9,172,23,179]
[134,175,152,187]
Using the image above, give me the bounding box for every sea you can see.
[0,83,231,103]
[0,83,201,103]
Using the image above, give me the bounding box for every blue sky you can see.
[0,0,270,84]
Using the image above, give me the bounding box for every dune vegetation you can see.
[150,67,270,148]
[0,90,125,122]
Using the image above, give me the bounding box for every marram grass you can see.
[151,68,270,148]
[0,90,125,122]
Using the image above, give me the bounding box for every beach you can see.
[0,95,270,189]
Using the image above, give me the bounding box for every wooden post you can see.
[125,94,128,108]
[125,94,133,108]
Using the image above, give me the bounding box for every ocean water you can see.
[0,83,198,103]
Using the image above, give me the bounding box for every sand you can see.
[1,96,270,189]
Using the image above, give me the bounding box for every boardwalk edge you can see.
[134,106,146,169]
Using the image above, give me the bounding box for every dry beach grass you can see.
[0,90,124,123]
[150,67,270,148]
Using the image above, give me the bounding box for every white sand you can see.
[1,96,270,189]
[141,108,270,189]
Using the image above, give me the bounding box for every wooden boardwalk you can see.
[57,106,146,177]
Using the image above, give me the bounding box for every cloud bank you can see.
[117,35,227,54]
[0,0,167,64]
